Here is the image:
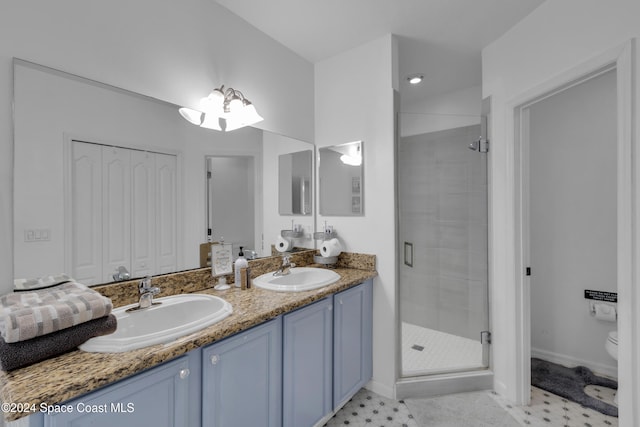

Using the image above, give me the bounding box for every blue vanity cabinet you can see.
[43,354,194,427]
[201,317,282,427]
[333,279,373,409]
[282,296,334,427]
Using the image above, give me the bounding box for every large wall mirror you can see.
[12,59,315,286]
[318,141,364,216]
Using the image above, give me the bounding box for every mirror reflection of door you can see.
[206,156,256,260]
[69,140,177,285]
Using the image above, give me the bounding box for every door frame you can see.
[509,40,635,422]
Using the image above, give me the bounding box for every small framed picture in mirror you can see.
[351,196,361,213]
[352,176,361,193]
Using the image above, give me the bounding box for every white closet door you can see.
[131,150,156,278]
[102,146,131,283]
[71,141,103,284]
[155,153,177,274]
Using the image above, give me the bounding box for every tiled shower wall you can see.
[399,124,488,341]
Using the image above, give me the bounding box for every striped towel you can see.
[0,282,113,343]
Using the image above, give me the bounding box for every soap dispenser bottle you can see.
[234,246,248,288]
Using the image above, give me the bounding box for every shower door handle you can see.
[481,331,491,367]
[404,242,413,267]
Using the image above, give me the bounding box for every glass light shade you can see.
[228,96,243,113]
[241,104,264,126]
[223,118,246,132]
[200,113,222,131]
[200,89,224,115]
[178,107,204,125]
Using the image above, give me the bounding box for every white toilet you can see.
[605,330,618,404]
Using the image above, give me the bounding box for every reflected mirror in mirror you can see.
[12,59,315,286]
[279,150,312,215]
[319,141,364,216]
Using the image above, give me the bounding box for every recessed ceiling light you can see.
[407,74,424,85]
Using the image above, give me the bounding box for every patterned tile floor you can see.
[325,388,419,427]
[491,386,618,427]
[328,386,618,427]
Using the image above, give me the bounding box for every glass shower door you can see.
[398,113,489,377]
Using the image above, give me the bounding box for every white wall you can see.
[482,0,640,422]
[13,62,262,286]
[400,85,482,137]
[529,69,617,377]
[0,0,313,295]
[315,34,397,397]
[262,132,315,252]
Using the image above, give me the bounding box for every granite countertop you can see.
[0,264,377,422]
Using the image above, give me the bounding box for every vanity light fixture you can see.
[178,85,263,132]
[407,74,424,85]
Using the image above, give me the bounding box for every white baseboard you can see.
[365,379,395,400]
[531,347,618,379]
[395,370,494,400]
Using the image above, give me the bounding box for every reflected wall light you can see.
[178,85,263,132]
[340,143,362,166]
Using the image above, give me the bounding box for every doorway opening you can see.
[512,41,634,423]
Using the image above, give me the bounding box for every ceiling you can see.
[214,0,545,108]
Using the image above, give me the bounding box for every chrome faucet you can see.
[112,266,130,282]
[137,276,161,309]
[273,254,296,277]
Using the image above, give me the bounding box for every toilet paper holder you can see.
[589,301,617,320]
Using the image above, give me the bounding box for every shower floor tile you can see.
[402,322,484,376]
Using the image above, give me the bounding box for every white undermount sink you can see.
[253,267,341,292]
[79,294,232,353]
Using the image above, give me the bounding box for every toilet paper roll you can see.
[275,235,292,253]
[592,302,617,322]
[320,238,342,257]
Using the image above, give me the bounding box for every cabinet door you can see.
[333,280,373,409]
[44,356,191,427]
[283,297,333,427]
[202,317,282,427]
